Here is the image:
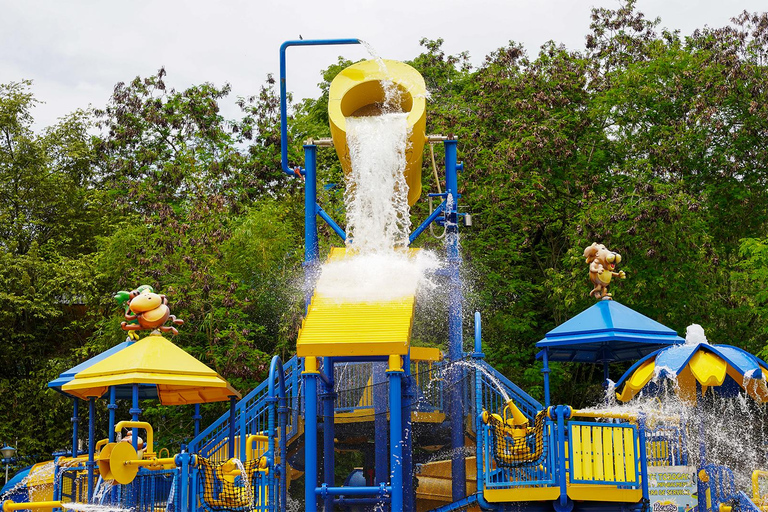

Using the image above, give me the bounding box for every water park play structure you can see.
[3,38,768,512]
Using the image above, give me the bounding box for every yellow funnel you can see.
[328,59,427,206]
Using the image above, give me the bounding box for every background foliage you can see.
[2,1,768,466]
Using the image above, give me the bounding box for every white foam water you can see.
[314,108,440,303]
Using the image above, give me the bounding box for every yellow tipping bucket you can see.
[328,59,427,206]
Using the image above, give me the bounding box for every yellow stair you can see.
[296,248,417,358]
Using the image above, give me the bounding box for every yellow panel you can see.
[572,425,583,480]
[593,427,605,481]
[410,346,442,362]
[624,428,637,482]
[676,366,697,403]
[617,359,656,402]
[612,428,626,482]
[603,428,615,481]
[582,425,593,481]
[567,484,642,502]
[328,60,427,206]
[689,351,727,387]
[297,249,419,358]
[484,486,560,502]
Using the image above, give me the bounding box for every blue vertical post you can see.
[542,349,551,408]
[228,396,236,459]
[388,356,404,512]
[72,398,80,456]
[473,312,485,498]
[444,138,466,501]
[638,414,650,503]
[304,143,319,309]
[87,396,96,501]
[108,386,116,443]
[131,384,141,451]
[322,357,335,512]
[304,357,319,512]
[373,362,388,485]
[279,388,288,512]
[556,406,570,510]
[193,404,201,438]
[401,355,414,512]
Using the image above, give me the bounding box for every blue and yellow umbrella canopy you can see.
[615,341,768,403]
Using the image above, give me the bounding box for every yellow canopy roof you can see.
[62,334,240,405]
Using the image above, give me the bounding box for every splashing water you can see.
[585,324,768,493]
[345,113,411,253]
[313,76,440,303]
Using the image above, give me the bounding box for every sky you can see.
[2,0,766,130]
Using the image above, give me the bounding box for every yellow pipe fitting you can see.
[753,470,768,504]
[303,356,319,374]
[388,355,403,372]
[114,420,154,457]
[95,438,109,453]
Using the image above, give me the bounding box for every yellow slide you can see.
[296,248,416,358]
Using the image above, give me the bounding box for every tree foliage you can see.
[3,2,768,461]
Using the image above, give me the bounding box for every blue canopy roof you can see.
[536,300,684,363]
[47,340,161,400]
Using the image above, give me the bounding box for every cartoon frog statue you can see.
[114,285,184,336]
[583,242,626,299]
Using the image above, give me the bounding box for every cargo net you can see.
[196,456,264,512]
[486,409,547,468]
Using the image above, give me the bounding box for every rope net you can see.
[486,410,547,468]
[196,456,266,512]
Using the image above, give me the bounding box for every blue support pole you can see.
[193,404,201,438]
[72,398,79,457]
[228,396,236,459]
[304,143,319,312]
[542,349,551,408]
[304,359,319,512]
[322,357,335,512]
[388,359,404,512]
[444,138,466,501]
[87,397,96,502]
[401,355,414,512]
[638,414,650,504]
[373,362,388,485]
[108,386,116,443]
[131,384,141,451]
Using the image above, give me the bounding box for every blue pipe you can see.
[317,484,390,497]
[228,396,236,459]
[280,39,361,176]
[322,357,335,512]
[108,387,116,443]
[373,363,388,485]
[87,397,96,501]
[408,200,446,245]
[444,138,466,501]
[131,383,141,452]
[304,370,319,512]
[402,354,414,512]
[193,404,201,438]
[542,349,551,408]
[304,144,319,268]
[389,368,404,512]
[72,398,79,457]
[317,206,346,242]
[267,357,286,511]
[638,414,650,503]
